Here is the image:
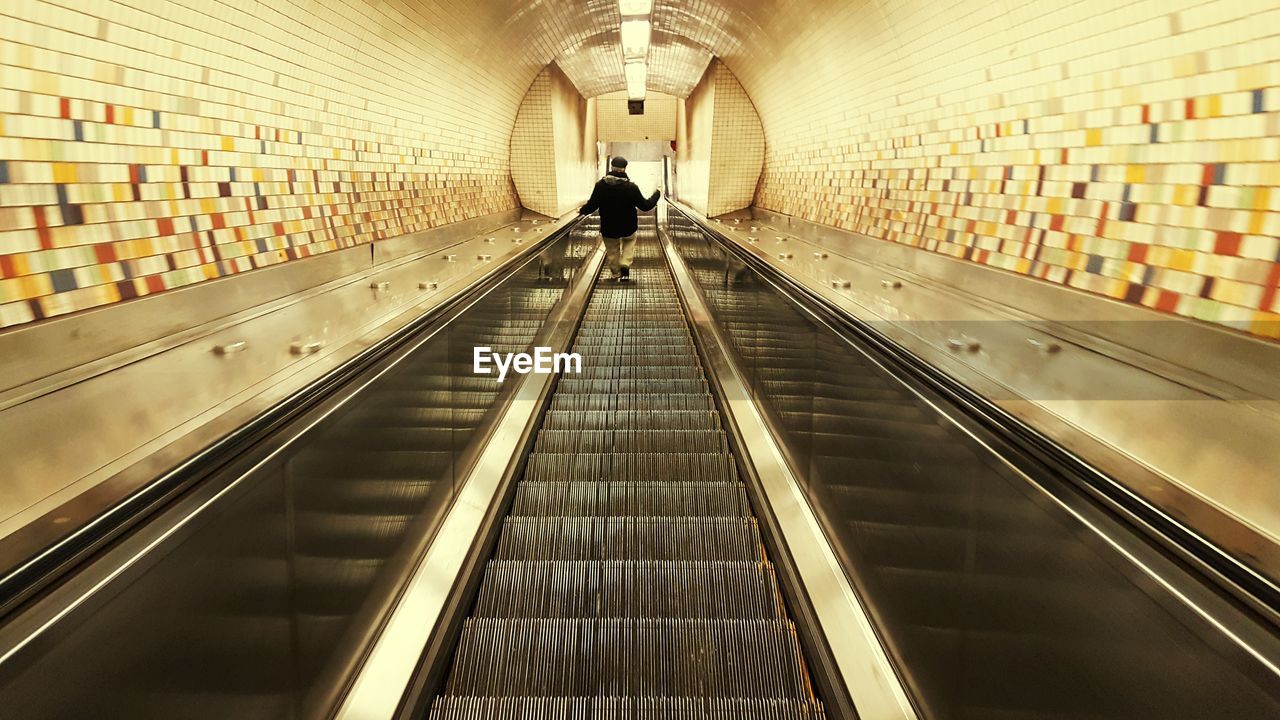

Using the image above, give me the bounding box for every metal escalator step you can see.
[533,430,729,454]
[443,618,811,699]
[542,410,721,431]
[493,517,764,561]
[549,392,715,412]
[555,378,708,395]
[509,482,750,517]
[429,696,826,719]
[575,366,705,381]
[471,560,784,620]
[523,452,739,484]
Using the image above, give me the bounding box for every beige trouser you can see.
[604,234,637,274]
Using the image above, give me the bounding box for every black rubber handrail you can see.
[0,215,585,619]
[667,202,1280,624]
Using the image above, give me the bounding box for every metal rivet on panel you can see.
[947,337,981,352]
[485,237,496,243]
[370,280,390,290]
[477,254,492,261]
[1027,338,1062,354]
[420,281,439,290]
[881,279,902,289]
[213,340,247,355]
[831,279,850,289]
[291,340,324,355]
[778,252,793,260]
[443,254,457,262]
[813,251,828,259]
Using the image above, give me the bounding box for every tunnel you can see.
[0,0,1279,718]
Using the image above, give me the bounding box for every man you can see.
[578,156,661,282]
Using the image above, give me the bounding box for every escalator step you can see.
[510,482,750,517]
[472,560,784,619]
[443,618,810,698]
[493,517,764,561]
[533,429,729,454]
[523,453,739,484]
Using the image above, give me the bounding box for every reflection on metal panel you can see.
[666,210,1280,720]
[0,229,598,719]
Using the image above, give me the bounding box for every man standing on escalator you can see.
[578,156,661,282]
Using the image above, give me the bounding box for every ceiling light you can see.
[618,0,653,15]
[620,19,650,58]
[624,61,647,99]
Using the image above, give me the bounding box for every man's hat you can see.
[610,156,628,169]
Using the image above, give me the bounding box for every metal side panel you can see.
[0,215,579,586]
[333,241,607,720]
[684,201,1280,592]
[658,218,918,720]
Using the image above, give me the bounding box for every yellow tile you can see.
[1125,165,1145,183]
[53,163,77,183]
[1252,189,1271,212]
[1085,128,1102,147]
[1249,211,1268,235]
[122,107,134,126]
[1206,95,1222,118]
[222,136,234,151]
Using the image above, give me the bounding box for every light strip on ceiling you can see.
[624,60,647,99]
[618,0,653,15]
[620,19,650,59]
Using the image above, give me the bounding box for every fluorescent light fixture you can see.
[620,19,650,58]
[624,61,647,99]
[618,0,653,15]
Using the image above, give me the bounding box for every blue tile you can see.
[0,160,9,184]
[72,120,83,141]
[255,238,268,253]
[153,111,161,128]
[1142,265,1156,285]
[1253,89,1264,114]
[137,165,147,183]
[1212,163,1226,185]
[50,269,77,292]
[1149,123,1159,143]
[1122,184,1132,202]
[55,185,69,206]
[1085,254,1104,274]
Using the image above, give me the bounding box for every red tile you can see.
[1155,290,1180,313]
[94,244,116,263]
[1214,231,1242,255]
[1127,243,1148,263]
[1141,104,1150,124]
[1185,98,1196,119]
[0,255,15,277]
[145,275,166,294]
[156,217,174,235]
[59,98,71,119]
[105,105,115,124]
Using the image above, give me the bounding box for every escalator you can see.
[0,207,1277,720]
[428,231,828,718]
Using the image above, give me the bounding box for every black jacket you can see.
[579,171,660,238]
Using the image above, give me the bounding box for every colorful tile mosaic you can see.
[0,0,549,329]
[747,0,1280,339]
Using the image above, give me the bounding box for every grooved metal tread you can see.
[430,235,826,717]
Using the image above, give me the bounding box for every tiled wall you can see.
[0,0,555,330]
[745,0,1280,338]
[597,91,678,142]
[676,61,764,218]
[510,71,557,215]
[707,63,765,218]
[511,64,597,216]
